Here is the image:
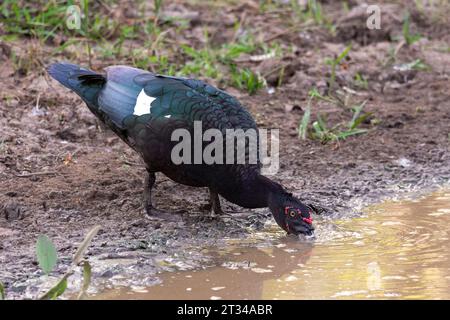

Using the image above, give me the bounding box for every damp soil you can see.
[0,0,449,299]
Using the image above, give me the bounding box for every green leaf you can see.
[38,226,100,300]
[354,113,370,129]
[312,121,324,139]
[409,59,429,71]
[36,235,58,274]
[350,112,372,130]
[348,100,368,129]
[316,113,328,131]
[336,45,352,64]
[77,261,92,300]
[308,87,320,97]
[395,59,429,72]
[402,13,421,45]
[181,44,200,59]
[336,128,368,139]
[324,58,333,65]
[0,282,5,300]
[40,275,68,300]
[298,105,311,140]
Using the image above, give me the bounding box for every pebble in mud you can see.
[211,287,225,291]
[2,201,23,221]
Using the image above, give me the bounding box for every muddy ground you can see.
[0,0,449,299]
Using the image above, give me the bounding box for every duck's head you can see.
[269,191,314,236]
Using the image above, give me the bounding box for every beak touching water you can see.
[290,219,314,236]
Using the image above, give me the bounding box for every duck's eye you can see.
[289,209,297,217]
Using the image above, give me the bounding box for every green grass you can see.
[231,68,264,95]
[0,0,122,42]
[353,73,369,90]
[0,282,4,300]
[290,0,325,25]
[325,44,352,96]
[298,88,373,143]
[310,115,368,142]
[0,0,342,96]
[1,0,267,93]
[180,42,221,79]
[259,0,335,35]
[290,0,336,34]
[178,33,265,94]
[391,59,431,74]
[402,12,422,45]
[1,0,69,41]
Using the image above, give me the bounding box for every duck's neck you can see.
[226,174,287,216]
[254,174,290,227]
[251,174,284,205]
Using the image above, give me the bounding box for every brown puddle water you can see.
[95,189,450,299]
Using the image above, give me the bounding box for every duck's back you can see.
[98,66,262,194]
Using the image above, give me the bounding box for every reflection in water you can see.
[96,189,450,299]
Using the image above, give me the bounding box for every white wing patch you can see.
[134,89,156,116]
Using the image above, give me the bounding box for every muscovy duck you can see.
[47,62,314,235]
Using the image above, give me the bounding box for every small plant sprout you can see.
[325,45,352,96]
[77,261,92,300]
[32,225,101,300]
[291,0,326,25]
[402,12,421,46]
[347,100,372,135]
[306,0,325,25]
[154,0,164,19]
[298,91,314,140]
[393,59,430,72]
[354,73,369,90]
[299,89,372,143]
[231,68,264,95]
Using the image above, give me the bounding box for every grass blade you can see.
[336,45,352,64]
[350,112,372,130]
[316,113,327,131]
[348,100,368,129]
[0,282,5,300]
[298,105,311,140]
[312,121,324,140]
[73,225,101,265]
[336,128,368,139]
[77,261,92,300]
[39,275,69,300]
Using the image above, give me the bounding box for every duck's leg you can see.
[143,172,179,221]
[202,189,250,218]
[209,190,225,217]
